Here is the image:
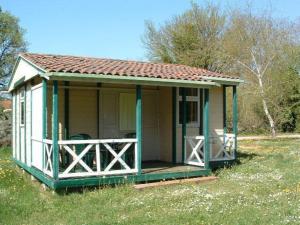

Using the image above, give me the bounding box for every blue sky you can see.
[1,0,299,61]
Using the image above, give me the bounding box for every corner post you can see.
[232,85,238,159]
[181,88,187,163]
[42,79,47,171]
[52,81,59,180]
[136,85,142,175]
[204,88,210,169]
[172,87,177,164]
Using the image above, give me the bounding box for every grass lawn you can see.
[1,139,300,225]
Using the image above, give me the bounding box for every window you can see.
[178,88,200,126]
[20,89,25,126]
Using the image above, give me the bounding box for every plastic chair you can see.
[124,132,136,168]
[69,133,94,170]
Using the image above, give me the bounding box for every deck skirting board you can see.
[13,157,211,189]
[55,169,211,189]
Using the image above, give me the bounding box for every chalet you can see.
[8,53,242,189]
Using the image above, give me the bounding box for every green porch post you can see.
[172,87,177,164]
[232,85,238,159]
[52,81,59,180]
[204,89,210,169]
[136,85,142,175]
[181,88,187,163]
[42,79,47,171]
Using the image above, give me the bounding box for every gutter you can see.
[46,72,221,89]
[202,76,244,85]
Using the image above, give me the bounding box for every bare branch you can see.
[250,49,262,76]
[260,55,276,77]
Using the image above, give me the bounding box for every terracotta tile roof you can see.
[0,100,12,110]
[20,53,239,82]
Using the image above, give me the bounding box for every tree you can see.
[0,7,26,87]
[143,3,300,136]
[143,2,228,72]
[223,10,300,137]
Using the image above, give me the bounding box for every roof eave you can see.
[46,72,221,88]
[202,76,244,85]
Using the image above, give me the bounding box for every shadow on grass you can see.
[210,151,259,173]
[55,183,131,195]
[236,151,258,164]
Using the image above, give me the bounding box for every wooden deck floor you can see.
[142,161,203,174]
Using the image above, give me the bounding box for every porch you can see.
[27,79,238,188]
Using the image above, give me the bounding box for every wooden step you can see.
[133,176,218,190]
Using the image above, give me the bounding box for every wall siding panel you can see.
[25,83,32,166]
[159,87,172,162]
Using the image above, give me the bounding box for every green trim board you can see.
[232,85,238,158]
[136,85,142,175]
[47,72,219,88]
[172,87,177,164]
[55,169,211,189]
[52,81,59,180]
[204,89,210,170]
[181,88,187,163]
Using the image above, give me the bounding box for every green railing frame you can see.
[204,88,210,169]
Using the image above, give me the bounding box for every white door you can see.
[31,86,43,170]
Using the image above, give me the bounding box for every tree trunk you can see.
[257,76,276,137]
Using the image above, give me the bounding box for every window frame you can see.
[177,88,200,128]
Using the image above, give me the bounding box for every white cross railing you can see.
[58,138,138,179]
[210,134,236,161]
[184,136,205,167]
[43,139,53,177]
